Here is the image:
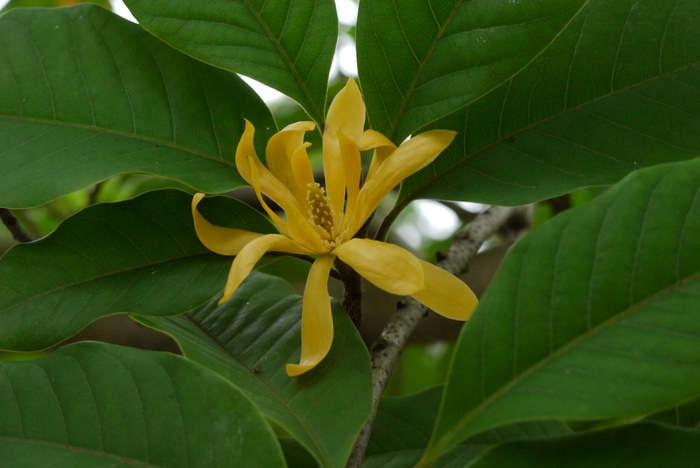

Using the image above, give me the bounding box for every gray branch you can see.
[347,205,532,467]
[0,209,32,243]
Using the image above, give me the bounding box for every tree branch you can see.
[0,209,33,243]
[347,205,532,467]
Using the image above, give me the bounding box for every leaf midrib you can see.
[0,435,155,467]
[0,115,234,166]
[386,0,591,141]
[0,249,221,312]
[241,0,326,126]
[427,271,700,460]
[180,310,334,467]
[390,60,700,222]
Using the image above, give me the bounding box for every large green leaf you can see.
[647,397,700,429]
[421,157,700,464]
[356,0,588,141]
[0,5,274,209]
[467,423,700,468]
[0,342,284,467]
[394,0,700,209]
[123,0,337,126]
[365,387,571,468]
[137,274,372,468]
[0,189,275,351]
[0,0,111,13]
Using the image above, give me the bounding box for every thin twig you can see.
[347,205,532,467]
[0,209,33,243]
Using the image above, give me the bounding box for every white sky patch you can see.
[111,0,137,22]
[394,223,423,250]
[336,0,358,26]
[458,201,487,213]
[414,200,460,239]
[337,34,358,76]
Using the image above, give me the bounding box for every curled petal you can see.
[220,234,313,304]
[411,260,478,321]
[266,121,315,200]
[286,254,336,377]
[235,120,300,213]
[334,238,424,296]
[323,78,366,215]
[191,193,264,255]
[359,129,396,180]
[353,130,456,232]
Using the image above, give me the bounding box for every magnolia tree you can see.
[0,0,699,466]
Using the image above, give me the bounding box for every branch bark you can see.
[347,205,532,467]
[0,208,33,243]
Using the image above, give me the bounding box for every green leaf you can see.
[647,397,700,429]
[467,423,700,468]
[123,0,337,126]
[0,341,285,467]
[356,0,588,141]
[0,189,275,351]
[136,273,372,468]
[366,387,571,467]
[395,0,700,208]
[0,0,111,13]
[0,5,275,209]
[422,157,700,464]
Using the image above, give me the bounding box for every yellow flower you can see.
[192,79,477,376]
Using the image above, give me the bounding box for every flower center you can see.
[306,183,339,247]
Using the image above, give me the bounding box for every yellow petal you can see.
[411,260,478,321]
[353,130,456,231]
[220,234,313,304]
[359,129,397,181]
[337,131,361,221]
[236,120,301,215]
[323,78,366,215]
[247,156,326,252]
[191,193,264,255]
[333,238,424,296]
[286,254,336,377]
[266,121,315,200]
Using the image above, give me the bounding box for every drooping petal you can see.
[191,193,264,255]
[323,78,366,215]
[411,260,478,321]
[352,130,456,233]
[333,238,424,296]
[220,234,313,304]
[266,121,315,201]
[286,254,336,377]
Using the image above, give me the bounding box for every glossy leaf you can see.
[137,273,372,468]
[0,189,275,351]
[0,5,274,209]
[123,0,337,126]
[366,387,571,468]
[0,0,110,13]
[467,423,700,468]
[394,0,700,210]
[647,397,700,429]
[0,341,285,467]
[423,157,700,463]
[356,0,588,141]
